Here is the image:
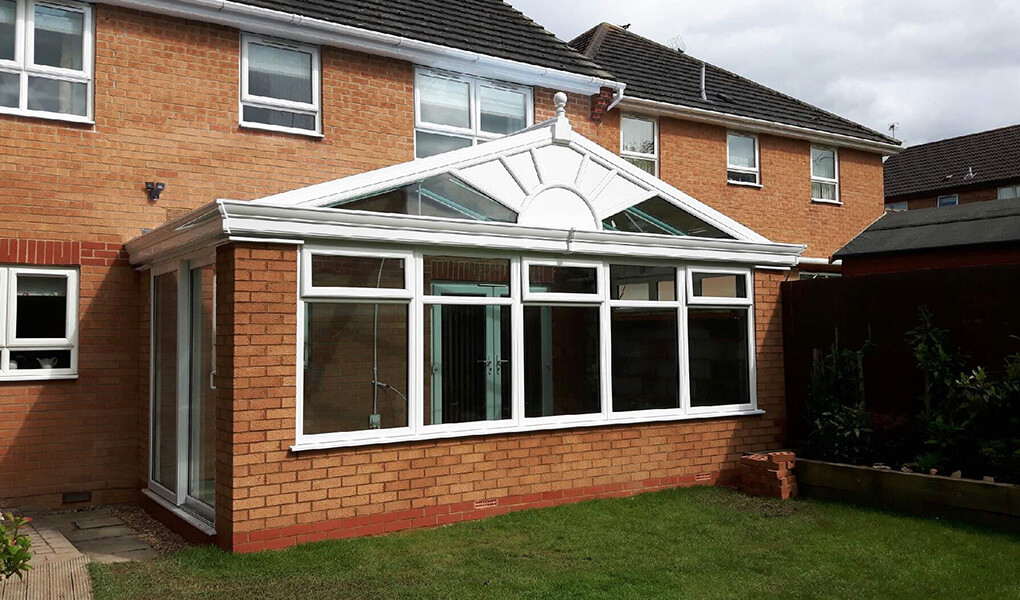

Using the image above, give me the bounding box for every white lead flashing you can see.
[94,0,624,96]
[620,97,903,156]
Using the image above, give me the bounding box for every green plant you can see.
[904,307,965,419]
[0,512,33,580]
[803,332,873,464]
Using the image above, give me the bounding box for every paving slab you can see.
[71,516,122,530]
[65,525,136,543]
[73,535,151,556]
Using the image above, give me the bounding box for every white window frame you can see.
[937,194,958,207]
[726,131,761,186]
[0,265,79,381]
[997,185,1019,200]
[414,67,533,156]
[886,201,908,212]
[292,246,760,451]
[619,113,658,176]
[239,32,321,137]
[810,145,840,204]
[301,247,412,299]
[0,0,94,123]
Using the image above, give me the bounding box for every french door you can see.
[150,260,215,522]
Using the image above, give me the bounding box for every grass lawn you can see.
[90,487,1020,600]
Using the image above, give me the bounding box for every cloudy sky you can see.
[510,0,1020,147]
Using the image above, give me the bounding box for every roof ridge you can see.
[898,123,1020,151]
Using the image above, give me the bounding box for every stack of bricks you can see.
[739,451,797,499]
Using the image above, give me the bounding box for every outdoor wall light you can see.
[145,181,166,201]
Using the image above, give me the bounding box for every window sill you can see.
[727,180,763,189]
[142,489,216,536]
[0,372,77,382]
[239,121,324,139]
[290,408,766,452]
[0,105,94,126]
[811,198,843,206]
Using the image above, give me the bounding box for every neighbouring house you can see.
[0,0,897,552]
[884,124,1020,211]
[833,198,1020,276]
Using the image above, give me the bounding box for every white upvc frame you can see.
[686,265,752,307]
[414,67,533,157]
[726,131,761,186]
[810,144,840,204]
[0,265,78,381]
[886,201,908,212]
[301,246,412,299]
[239,32,322,136]
[937,194,959,207]
[292,244,760,451]
[619,113,658,176]
[998,185,1019,200]
[0,0,94,123]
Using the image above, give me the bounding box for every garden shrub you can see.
[804,334,873,464]
[1,512,32,580]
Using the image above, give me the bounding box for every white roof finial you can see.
[553,92,568,119]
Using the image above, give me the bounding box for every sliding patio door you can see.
[150,260,215,523]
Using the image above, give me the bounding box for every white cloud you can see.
[511,0,1020,145]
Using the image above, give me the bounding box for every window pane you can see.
[247,42,312,104]
[423,256,510,297]
[15,274,67,338]
[310,255,404,289]
[603,197,732,239]
[524,306,600,417]
[188,266,215,507]
[0,0,15,61]
[415,130,472,158]
[811,146,835,179]
[692,273,746,298]
[688,308,750,407]
[610,265,675,301]
[418,74,470,129]
[938,195,958,207]
[335,173,517,223]
[242,106,316,131]
[424,304,511,425]
[624,156,656,175]
[811,181,837,201]
[27,77,87,115]
[480,85,526,135]
[304,303,408,434]
[727,134,756,168]
[727,170,758,184]
[0,71,17,107]
[8,349,71,371]
[999,186,1017,200]
[621,116,654,155]
[33,4,83,71]
[612,308,678,411]
[152,272,178,491]
[528,265,597,295]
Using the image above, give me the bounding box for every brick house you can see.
[884,124,1020,211]
[0,0,899,552]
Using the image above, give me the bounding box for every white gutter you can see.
[620,96,902,156]
[796,256,842,266]
[95,0,625,96]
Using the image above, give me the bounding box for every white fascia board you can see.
[94,0,624,96]
[619,97,903,156]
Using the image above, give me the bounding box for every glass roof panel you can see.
[330,173,517,223]
[602,197,732,239]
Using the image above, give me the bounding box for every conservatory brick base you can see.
[210,242,789,552]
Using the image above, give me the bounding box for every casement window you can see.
[726,132,760,185]
[937,195,958,207]
[620,114,657,175]
[295,247,758,449]
[414,68,532,158]
[239,33,320,135]
[0,265,79,381]
[810,145,839,203]
[998,185,1020,200]
[0,0,93,122]
[886,201,908,212]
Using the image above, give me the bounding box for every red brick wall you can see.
[215,243,788,552]
[892,184,1002,211]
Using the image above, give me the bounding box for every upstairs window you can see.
[0,0,92,121]
[886,201,908,212]
[620,114,657,175]
[240,33,320,135]
[810,145,839,203]
[415,68,532,158]
[998,185,1019,200]
[726,132,759,185]
[0,266,79,381]
[937,195,958,207]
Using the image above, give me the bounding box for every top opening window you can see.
[690,271,748,301]
[524,262,600,301]
[240,34,320,135]
[610,265,676,301]
[0,0,93,121]
[727,132,759,185]
[810,146,839,203]
[330,173,517,223]
[620,114,657,175]
[603,197,732,239]
[937,195,958,207]
[415,68,532,159]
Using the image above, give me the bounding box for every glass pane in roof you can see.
[332,173,517,223]
[603,197,732,239]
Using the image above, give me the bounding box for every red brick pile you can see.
[739,451,797,499]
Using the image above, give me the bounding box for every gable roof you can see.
[834,197,1020,259]
[569,23,898,147]
[883,124,1020,200]
[229,0,611,79]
